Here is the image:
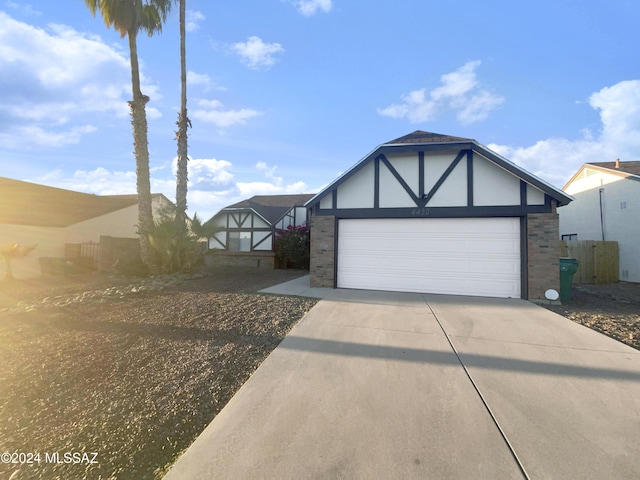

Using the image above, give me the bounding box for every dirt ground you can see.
[542,282,640,351]
[0,271,637,479]
[0,268,318,480]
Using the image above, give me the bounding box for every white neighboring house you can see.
[0,177,172,279]
[306,130,573,300]
[559,160,640,283]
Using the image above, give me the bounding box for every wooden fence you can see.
[560,240,619,284]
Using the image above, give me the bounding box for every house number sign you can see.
[410,208,430,216]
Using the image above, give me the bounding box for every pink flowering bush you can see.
[274,224,310,269]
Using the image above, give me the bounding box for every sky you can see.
[1,0,639,220]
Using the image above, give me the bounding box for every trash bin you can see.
[559,257,579,302]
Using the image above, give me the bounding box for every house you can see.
[206,194,315,268]
[0,177,172,278]
[559,160,640,283]
[305,130,573,300]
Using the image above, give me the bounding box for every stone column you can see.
[309,212,335,288]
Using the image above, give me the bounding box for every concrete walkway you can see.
[165,289,640,479]
[258,274,331,299]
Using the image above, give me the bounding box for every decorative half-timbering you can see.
[208,194,313,255]
[306,131,573,300]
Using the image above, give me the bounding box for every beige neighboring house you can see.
[559,160,640,283]
[0,177,172,279]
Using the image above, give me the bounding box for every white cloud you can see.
[38,167,138,196]
[378,60,504,125]
[289,0,333,16]
[0,12,162,150]
[589,80,640,151]
[488,80,640,188]
[35,156,310,221]
[256,161,282,183]
[456,90,505,124]
[236,180,308,197]
[185,157,235,186]
[187,70,211,88]
[191,99,262,127]
[231,36,284,70]
[185,10,205,32]
[236,161,308,197]
[3,1,41,16]
[0,124,97,149]
[186,71,227,93]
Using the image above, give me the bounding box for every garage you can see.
[306,131,573,300]
[337,218,521,298]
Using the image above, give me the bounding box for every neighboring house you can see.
[0,177,172,278]
[206,194,314,268]
[305,130,573,300]
[559,160,640,283]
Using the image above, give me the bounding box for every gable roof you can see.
[0,177,162,227]
[385,130,474,145]
[563,161,640,190]
[306,130,572,208]
[588,161,640,176]
[220,194,315,225]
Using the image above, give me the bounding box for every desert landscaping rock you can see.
[542,282,640,350]
[1,272,211,314]
[0,268,317,480]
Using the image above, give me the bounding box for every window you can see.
[561,234,578,240]
[620,201,627,210]
[228,231,251,252]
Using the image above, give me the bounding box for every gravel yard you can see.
[542,282,640,351]
[0,269,637,480]
[0,268,318,480]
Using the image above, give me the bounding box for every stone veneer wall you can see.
[527,209,560,301]
[309,213,335,288]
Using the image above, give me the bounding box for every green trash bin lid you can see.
[559,257,579,274]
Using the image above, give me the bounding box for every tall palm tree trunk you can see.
[128,30,155,272]
[175,0,189,235]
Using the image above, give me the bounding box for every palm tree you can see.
[174,0,190,235]
[83,0,173,272]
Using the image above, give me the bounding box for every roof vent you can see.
[615,158,620,169]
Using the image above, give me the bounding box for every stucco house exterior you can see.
[559,160,640,283]
[0,177,172,279]
[206,194,314,268]
[305,131,573,300]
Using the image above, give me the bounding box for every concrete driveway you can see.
[165,289,640,479]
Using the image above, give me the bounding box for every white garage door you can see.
[337,218,521,298]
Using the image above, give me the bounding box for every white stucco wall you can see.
[1,196,171,280]
[473,154,521,206]
[379,162,415,208]
[559,171,639,282]
[428,157,467,207]
[336,161,375,208]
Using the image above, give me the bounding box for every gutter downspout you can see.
[598,188,605,241]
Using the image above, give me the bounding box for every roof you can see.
[306,130,573,208]
[563,161,640,190]
[0,177,161,227]
[220,194,315,225]
[588,161,640,177]
[385,130,474,145]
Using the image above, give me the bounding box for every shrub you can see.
[0,243,37,280]
[146,205,217,274]
[274,224,310,270]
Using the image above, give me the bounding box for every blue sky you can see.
[1,0,639,219]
